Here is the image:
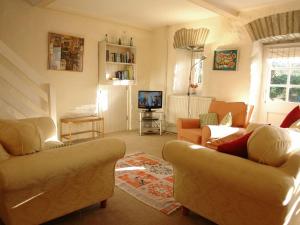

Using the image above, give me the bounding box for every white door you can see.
[258,45,300,126]
[98,85,128,133]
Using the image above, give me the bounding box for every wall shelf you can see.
[98,41,137,85]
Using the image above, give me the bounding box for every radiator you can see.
[167,95,214,124]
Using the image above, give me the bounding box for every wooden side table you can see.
[60,116,104,143]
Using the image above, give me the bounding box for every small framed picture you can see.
[213,49,238,71]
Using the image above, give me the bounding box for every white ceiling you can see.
[207,0,295,11]
[45,0,293,29]
[47,0,217,29]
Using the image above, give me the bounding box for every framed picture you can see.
[48,32,84,72]
[213,49,238,71]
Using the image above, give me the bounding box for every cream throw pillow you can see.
[246,123,267,133]
[0,144,10,161]
[290,119,300,129]
[247,126,300,167]
[219,112,232,126]
[0,120,42,156]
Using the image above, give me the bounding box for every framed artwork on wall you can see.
[48,32,84,72]
[213,49,238,71]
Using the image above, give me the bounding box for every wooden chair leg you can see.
[100,200,107,208]
[182,206,190,216]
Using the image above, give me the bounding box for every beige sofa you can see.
[0,117,126,225]
[163,140,300,225]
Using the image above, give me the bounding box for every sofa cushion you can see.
[219,112,232,126]
[280,106,300,128]
[199,113,218,127]
[0,144,10,162]
[217,132,252,158]
[247,126,300,167]
[0,120,42,156]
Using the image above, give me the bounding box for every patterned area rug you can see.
[115,152,181,215]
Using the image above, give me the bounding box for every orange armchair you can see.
[177,101,253,146]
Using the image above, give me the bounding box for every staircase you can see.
[0,40,56,122]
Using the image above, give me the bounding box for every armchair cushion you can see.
[248,126,300,167]
[0,120,42,156]
[199,112,218,127]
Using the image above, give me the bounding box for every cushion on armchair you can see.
[219,112,232,126]
[199,113,218,127]
[0,120,42,156]
[247,126,300,167]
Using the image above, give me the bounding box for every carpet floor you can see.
[42,131,216,225]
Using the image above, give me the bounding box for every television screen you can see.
[138,91,162,110]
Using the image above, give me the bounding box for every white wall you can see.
[161,17,253,103]
[0,0,152,132]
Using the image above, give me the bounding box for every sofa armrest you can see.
[201,125,245,145]
[0,138,126,191]
[163,140,294,206]
[177,118,200,129]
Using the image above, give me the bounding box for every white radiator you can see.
[167,95,214,124]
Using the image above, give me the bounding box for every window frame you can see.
[266,47,300,103]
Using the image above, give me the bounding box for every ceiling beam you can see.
[188,0,239,18]
[26,0,57,7]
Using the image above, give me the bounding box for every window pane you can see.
[270,70,288,84]
[290,70,300,85]
[269,87,286,101]
[289,88,300,102]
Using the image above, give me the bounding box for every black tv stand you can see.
[139,111,163,135]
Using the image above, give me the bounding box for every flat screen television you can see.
[138,90,162,111]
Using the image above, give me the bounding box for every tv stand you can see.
[139,111,163,136]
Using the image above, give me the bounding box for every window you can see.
[192,58,204,85]
[267,47,300,103]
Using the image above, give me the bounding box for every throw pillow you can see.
[0,144,10,162]
[247,125,300,167]
[219,112,232,126]
[245,123,270,133]
[199,113,218,127]
[280,106,300,128]
[217,132,252,158]
[290,119,300,129]
[0,120,42,156]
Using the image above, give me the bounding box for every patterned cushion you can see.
[199,113,218,127]
[219,112,232,126]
